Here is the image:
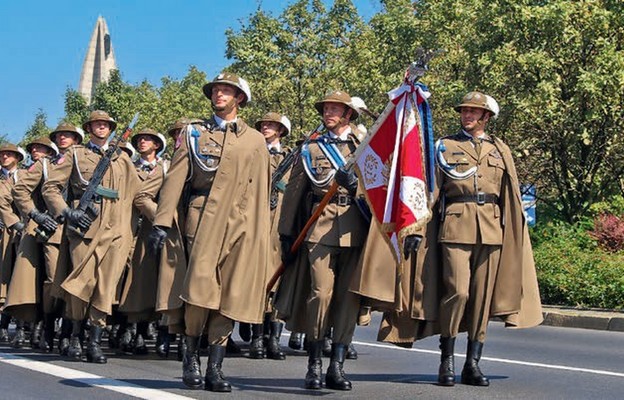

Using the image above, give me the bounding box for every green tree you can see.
[21,108,51,146]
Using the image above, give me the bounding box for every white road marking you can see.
[353,340,624,378]
[0,351,195,400]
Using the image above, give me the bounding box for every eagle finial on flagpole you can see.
[407,48,445,82]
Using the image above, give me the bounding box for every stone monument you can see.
[78,16,117,104]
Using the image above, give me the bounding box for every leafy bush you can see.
[589,213,624,253]
[531,221,624,310]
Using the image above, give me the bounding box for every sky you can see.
[0,0,381,143]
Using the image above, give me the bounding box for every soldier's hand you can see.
[148,225,168,255]
[280,235,296,264]
[62,208,93,231]
[0,219,4,231]
[29,210,58,232]
[403,234,423,260]
[335,167,358,195]
[9,221,25,233]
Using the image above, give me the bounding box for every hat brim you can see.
[254,119,290,137]
[131,133,166,151]
[82,120,118,133]
[314,101,359,121]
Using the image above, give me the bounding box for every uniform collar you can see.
[86,141,109,154]
[267,143,282,153]
[213,115,238,131]
[328,127,352,141]
[461,129,487,140]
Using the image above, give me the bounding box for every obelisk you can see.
[78,16,117,103]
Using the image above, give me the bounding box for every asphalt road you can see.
[1,314,623,399]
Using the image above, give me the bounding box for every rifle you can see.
[66,112,140,237]
[269,124,324,209]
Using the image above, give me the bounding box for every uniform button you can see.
[478,174,482,178]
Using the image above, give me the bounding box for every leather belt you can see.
[446,193,498,206]
[312,193,354,206]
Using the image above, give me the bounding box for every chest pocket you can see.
[198,144,222,169]
[311,158,333,179]
[484,153,506,184]
[447,155,473,174]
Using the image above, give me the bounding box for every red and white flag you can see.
[355,81,432,263]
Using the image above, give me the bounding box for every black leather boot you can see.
[39,314,56,352]
[182,336,203,389]
[305,340,323,390]
[266,321,285,360]
[86,326,107,363]
[156,326,171,358]
[204,345,231,392]
[226,335,241,354]
[133,322,149,355]
[0,313,10,342]
[238,322,251,342]
[322,328,332,357]
[346,343,358,360]
[58,318,72,356]
[438,336,456,386]
[11,321,26,349]
[288,332,303,350]
[249,324,265,359]
[325,343,352,390]
[30,320,43,348]
[177,334,187,362]
[461,340,489,386]
[67,320,83,360]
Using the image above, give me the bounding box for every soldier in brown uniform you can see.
[42,110,141,364]
[118,129,167,355]
[149,72,270,392]
[0,143,26,343]
[134,122,186,359]
[276,90,368,391]
[25,124,84,353]
[433,92,542,386]
[242,112,292,360]
[4,137,59,348]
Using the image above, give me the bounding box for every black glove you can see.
[9,221,25,233]
[280,235,296,264]
[335,167,358,195]
[403,234,423,260]
[29,210,58,232]
[148,225,168,255]
[62,208,93,231]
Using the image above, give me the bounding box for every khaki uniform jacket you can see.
[378,133,542,345]
[134,161,187,313]
[0,172,21,291]
[274,129,369,331]
[119,160,166,316]
[153,119,271,324]
[3,160,53,320]
[267,146,291,290]
[42,145,141,311]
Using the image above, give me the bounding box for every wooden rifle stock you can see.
[266,181,338,294]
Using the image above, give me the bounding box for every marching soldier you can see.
[275,90,368,391]
[434,92,542,386]
[118,129,167,355]
[134,123,187,360]
[4,137,59,349]
[378,91,542,387]
[0,143,27,343]
[149,72,271,392]
[42,110,141,364]
[243,112,292,360]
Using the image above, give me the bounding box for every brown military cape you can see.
[134,162,187,315]
[42,145,140,314]
[377,136,543,346]
[153,120,271,324]
[3,161,49,321]
[0,175,21,303]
